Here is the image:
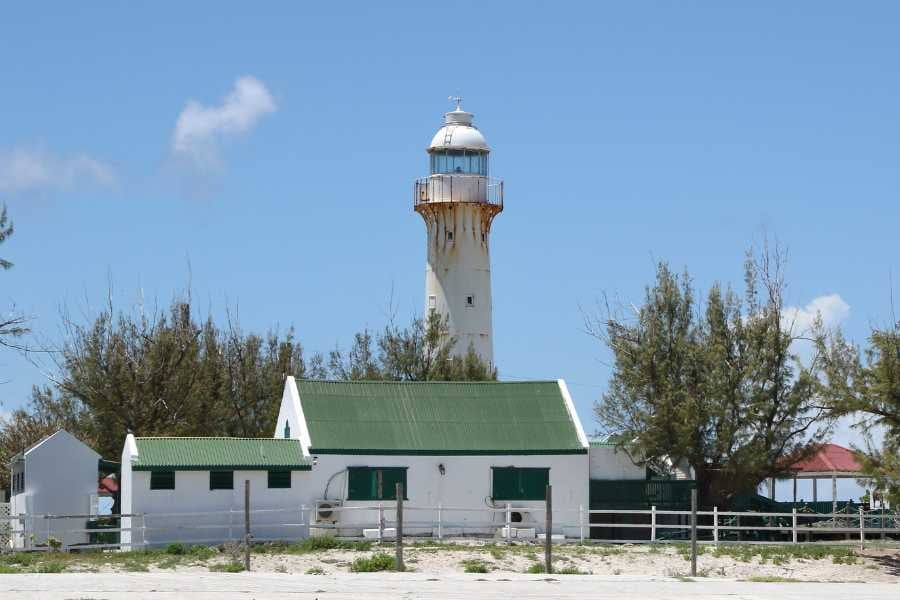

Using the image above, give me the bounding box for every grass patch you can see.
[305,566,325,575]
[209,562,245,573]
[489,547,506,560]
[461,559,490,573]
[35,562,66,573]
[255,537,372,555]
[711,545,857,565]
[526,562,546,574]
[745,575,801,583]
[557,566,588,575]
[350,553,396,573]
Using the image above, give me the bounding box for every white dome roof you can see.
[428,107,490,152]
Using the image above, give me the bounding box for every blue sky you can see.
[1,2,898,500]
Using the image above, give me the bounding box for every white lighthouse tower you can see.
[415,99,503,365]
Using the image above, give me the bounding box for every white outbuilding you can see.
[274,377,590,538]
[8,430,101,549]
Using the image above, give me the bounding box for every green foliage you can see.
[209,562,245,573]
[557,566,588,574]
[710,544,856,564]
[305,566,325,574]
[328,311,496,382]
[350,553,396,572]
[0,204,13,271]
[590,245,832,507]
[525,562,546,574]
[461,559,490,573]
[745,575,801,583]
[819,323,900,504]
[166,543,186,555]
[254,537,372,554]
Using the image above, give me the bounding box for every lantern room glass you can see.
[430,150,488,176]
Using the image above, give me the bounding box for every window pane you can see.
[209,470,234,490]
[348,467,375,500]
[268,470,291,489]
[150,470,175,490]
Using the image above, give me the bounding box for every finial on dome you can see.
[449,95,463,111]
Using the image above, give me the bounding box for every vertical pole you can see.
[437,503,443,540]
[769,477,775,501]
[244,480,251,572]
[505,503,512,543]
[793,476,797,503]
[378,502,384,543]
[792,508,798,544]
[858,506,865,551]
[579,504,584,544]
[651,505,657,542]
[812,478,817,502]
[713,506,719,546]
[395,483,404,572]
[690,488,698,577]
[544,484,552,575]
[300,505,307,540]
[832,475,837,519]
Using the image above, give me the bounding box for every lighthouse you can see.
[414,99,503,366]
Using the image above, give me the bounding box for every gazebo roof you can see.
[789,443,863,476]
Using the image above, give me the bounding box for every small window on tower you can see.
[466,295,475,308]
[447,230,454,241]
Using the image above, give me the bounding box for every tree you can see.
[818,320,900,504]
[328,311,496,382]
[588,246,831,507]
[0,204,29,349]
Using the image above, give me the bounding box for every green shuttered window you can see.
[491,467,549,501]
[347,467,408,500]
[150,470,175,490]
[268,470,291,489]
[209,470,234,490]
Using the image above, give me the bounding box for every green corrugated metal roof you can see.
[133,437,311,471]
[297,380,586,454]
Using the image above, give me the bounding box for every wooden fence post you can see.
[792,508,798,544]
[713,506,719,546]
[378,502,384,543]
[651,505,657,542]
[858,506,865,551]
[579,504,584,544]
[437,503,442,540]
[506,503,512,543]
[395,483,404,572]
[244,480,251,572]
[690,488,698,577]
[544,484,553,574]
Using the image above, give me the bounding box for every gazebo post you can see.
[813,478,817,502]
[831,473,837,518]
[792,476,797,503]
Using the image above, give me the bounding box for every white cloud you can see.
[0,147,116,193]
[782,293,850,336]
[171,76,276,170]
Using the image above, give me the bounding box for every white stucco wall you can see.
[9,430,100,548]
[588,446,645,480]
[300,452,589,538]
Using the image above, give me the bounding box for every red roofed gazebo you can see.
[782,443,865,508]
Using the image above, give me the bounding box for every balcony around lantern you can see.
[414,175,504,210]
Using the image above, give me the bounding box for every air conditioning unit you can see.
[314,500,342,524]
[509,507,534,524]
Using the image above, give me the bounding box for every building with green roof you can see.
[273,377,589,538]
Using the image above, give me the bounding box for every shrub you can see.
[461,559,490,573]
[526,562,546,574]
[209,562,245,573]
[557,566,587,575]
[36,561,65,573]
[305,566,325,575]
[350,553,396,572]
[166,543,186,555]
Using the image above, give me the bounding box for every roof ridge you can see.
[136,437,297,441]
[295,379,559,385]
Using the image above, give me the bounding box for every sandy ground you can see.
[67,541,900,583]
[1,572,899,600]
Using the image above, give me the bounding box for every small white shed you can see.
[8,430,100,549]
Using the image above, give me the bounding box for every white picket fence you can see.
[2,503,898,552]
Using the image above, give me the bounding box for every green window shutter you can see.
[380,468,408,500]
[347,467,408,500]
[150,470,175,490]
[209,470,234,490]
[348,467,375,500]
[491,467,549,501]
[268,470,291,489]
